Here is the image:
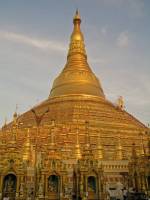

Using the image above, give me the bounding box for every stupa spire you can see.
[67,9,86,58]
[49,11,105,98]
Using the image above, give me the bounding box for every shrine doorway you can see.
[2,174,17,200]
[87,176,98,200]
[48,175,59,199]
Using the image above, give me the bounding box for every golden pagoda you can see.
[0,10,150,200]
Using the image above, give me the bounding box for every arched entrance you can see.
[48,175,59,199]
[87,176,97,200]
[2,174,17,200]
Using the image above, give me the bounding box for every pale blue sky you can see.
[0,0,150,126]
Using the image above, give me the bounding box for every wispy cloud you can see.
[0,30,66,52]
[116,31,130,48]
[101,26,108,36]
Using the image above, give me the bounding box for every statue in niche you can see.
[4,175,16,193]
[48,175,58,193]
[88,176,96,193]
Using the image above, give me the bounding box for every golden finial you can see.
[73,9,81,22]
[13,104,18,126]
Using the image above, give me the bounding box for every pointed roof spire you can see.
[49,11,105,98]
[74,9,81,21]
[68,9,86,58]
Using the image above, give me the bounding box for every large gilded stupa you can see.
[0,11,150,200]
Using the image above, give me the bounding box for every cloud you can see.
[116,31,130,48]
[101,27,108,36]
[0,30,66,52]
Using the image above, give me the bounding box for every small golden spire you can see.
[50,129,55,146]
[139,132,145,155]
[4,117,7,126]
[49,119,55,146]
[131,143,137,159]
[75,127,81,160]
[82,121,93,158]
[85,121,90,148]
[23,128,31,161]
[116,134,123,160]
[2,117,7,129]
[97,131,103,160]
[47,121,60,159]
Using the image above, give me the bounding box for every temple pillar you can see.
[37,174,44,200]
[79,174,84,198]
[0,175,3,192]
[45,175,48,200]
[59,176,63,200]
[85,176,88,198]
[98,174,101,200]
[16,174,20,199]
[76,174,79,199]
[0,175,3,199]
[141,174,146,192]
